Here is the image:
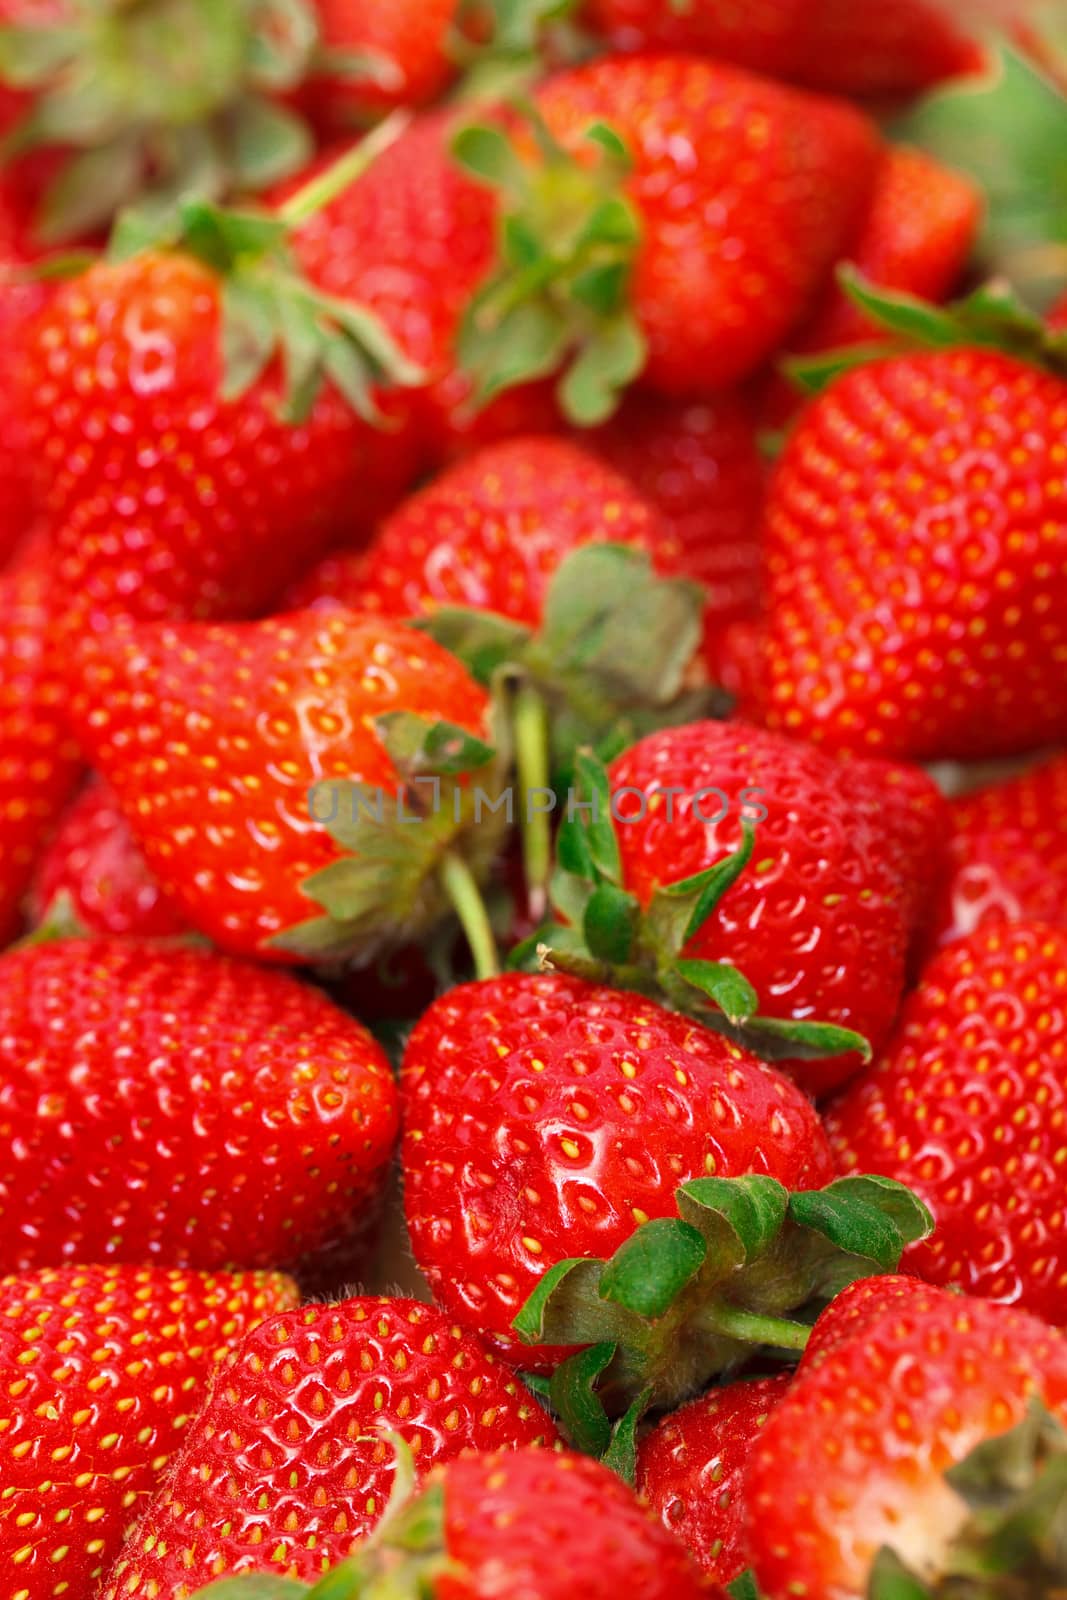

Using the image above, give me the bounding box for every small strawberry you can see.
[928,753,1067,950]
[0,1261,297,1599]
[179,1444,716,1600]
[748,344,1067,760]
[636,1372,791,1584]
[67,610,505,965]
[29,777,187,939]
[827,920,1067,1323]
[0,938,398,1276]
[400,970,930,1438]
[745,1281,1067,1600]
[101,1295,560,1597]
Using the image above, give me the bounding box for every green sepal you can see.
[196,1583,309,1600]
[601,1386,652,1485]
[645,824,757,955]
[598,1219,708,1320]
[548,1339,616,1457]
[727,1574,763,1600]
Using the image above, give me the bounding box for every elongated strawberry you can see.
[101,1296,559,1597]
[0,1262,297,1599]
[0,938,398,1275]
[828,920,1067,1323]
[745,1281,1067,1600]
[454,55,881,417]
[928,753,1067,949]
[636,1373,790,1584]
[67,610,506,965]
[400,970,930,1445]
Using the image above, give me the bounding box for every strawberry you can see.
[636,1372,791,1583]
[827,920,1067,1323]
[1051,289,1067,328]
[531,723,948,1095]
[0,1261,297,1599]
[747,346,1067,760]
[0,938,398,1276]
[928,753,1067,950]
[302,0,459,129]
[173,1444,716,1600]
[66,610,505,965]
[745,1281,1067,1599]
[0,564,81,946]
[101,1295,560,1597]
[581,0,983,97]
[453,55,881,417]
[29,777,187,939]
[0,273,51,571]
[797,1270,933,1367]
[400,970,930,1438]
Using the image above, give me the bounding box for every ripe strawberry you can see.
[101,1295,560,1597]
[67,610,502,963]
[457,56,881,413]
[0,564,81,945]
[0,938,398,1276]
[748,348,1067,760]
[582,0,983,97]
[400,971,930,1424]
[636,1372,791,1583]
[827,921,1067,1321]
[797,1271,933,1367]
[0,1261,297,1599]
[928,754,1067,950]
[0,273,52,571]
[303,0,458,128]
[29,778,187,939]
[745,1282,1067,1600]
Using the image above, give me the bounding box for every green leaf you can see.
[789,1176,933,1274]
[727,1573,763,1600]
[867,1547,933,1600]
[674,960,758,1025]
[229,94,312,189]
[739,1015,872,1065]
[411,607,533,685]
[221,274,281,400]
[570,749,622,886]
[645,823,757,958]
[452,122,528,195]
[583,883,640,966]
[36,138,145,247]
[559,312,646,427]
[598,1219,707,1320]
[548,1342,616,1457]
[375,713,495,779]
[782,340,903,396]
[601,1385,653,1485]
[838,264,970,347]
[511,1256,611,1347]
[677,1175,790,1265]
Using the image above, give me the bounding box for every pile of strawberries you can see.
[2,0,1067,1596]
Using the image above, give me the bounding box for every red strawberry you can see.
[0,273,52,571]
[0,938,398,1276]
[0,564,82,945]
[797,1271,935,1368]
[101,1295,559,1597]
[827,921,1067,1322]
[928,754,1067,950]
[745,1282,1067,1600]
[0,1261,297,1599]
[747,348,1067,760]
[582,0,983,97]
[1051,290,1067,328]
[400,970,930,1423]
[67,610,502,963]
[29,778,187,939]
[303,0,458,128]
[636,1372,791,1583]
[456,56,881,413]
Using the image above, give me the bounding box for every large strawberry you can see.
[827,920,1067,1324]
[0,938,398,1275]
[745,1279,1067,1599]
[66,610,506,965]
[636,1372,791,1584]
[400,970,930,1442]
[748,344,1067,760]
[101,1295,559,1597]
[0,1261,297,1599]
[530,722,948,1094]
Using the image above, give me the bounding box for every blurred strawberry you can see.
[302,0,459,129]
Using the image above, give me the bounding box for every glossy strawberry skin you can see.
[745,1284,1067,1600]
[637,1372,791,1582]
[303,0,458,128]
[400,972,833,1366]
[29,777,187,938]
[101,1296,559,1598]
[533,55,882,395]
[15,253,412,631]
[749,348,1067,761]
[436,1447,715,1600]
[0,939,398,1276]
[828,922,1067,1322]
[928,755,1067,951]
[608,720,949,1094]
[798,1272,935,1368]
[0,1262,297,1599]
[66,609,491,958]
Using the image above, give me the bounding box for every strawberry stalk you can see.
[438,850,501,981]
[274,109,412,226]
[513,679,552,922]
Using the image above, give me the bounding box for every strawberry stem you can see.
[277,108,413,227]
[699,1304,811,1353]
[514,680,552,923]
[438,850,501,981]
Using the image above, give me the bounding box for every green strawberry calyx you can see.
[270,710,509,978]
[513,1171,933,1461]
[0,0,320,247]
[869,1401,1067,1599]
[513,745,872,1067]
[448,0,590,105]
[452,105,648,425]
